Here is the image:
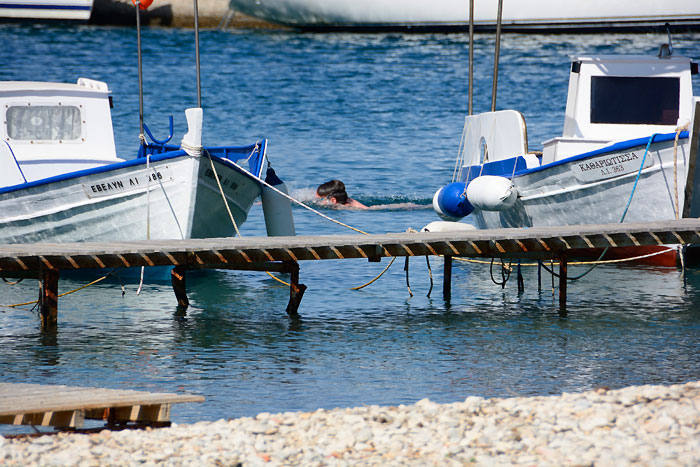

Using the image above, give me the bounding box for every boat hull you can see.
[0,152,261,243]
[228,0,700,31]
[0,0,93,20]
[463,135,691,266]
[470,137,689,230]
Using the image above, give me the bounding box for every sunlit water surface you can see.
[1,24,699,433]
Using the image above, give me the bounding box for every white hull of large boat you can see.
[0,0,93,20]
[0,154,260,244]
[228,0,700,30]
[473,138,689,230]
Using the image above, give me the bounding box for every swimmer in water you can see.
[316,179,368,209]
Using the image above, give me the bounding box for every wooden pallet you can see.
[0,383,204,429]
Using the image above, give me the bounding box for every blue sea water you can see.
[1,24,700,433]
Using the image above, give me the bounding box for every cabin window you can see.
[590,76,679,125]
[6,105,82,141]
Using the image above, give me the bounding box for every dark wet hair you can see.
[331,191,348,204]
[317,180,346,197]
[317,179,349,204]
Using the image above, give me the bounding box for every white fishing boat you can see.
[0,0,93,21]
[227,0,700,32]
[0,78,293,244]
[0,0,295,248]
[433,48,700,266]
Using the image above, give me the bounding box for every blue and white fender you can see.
[432,181,474,220]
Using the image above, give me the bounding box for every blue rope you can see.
[619,134,657,223]
[544,132,660,282]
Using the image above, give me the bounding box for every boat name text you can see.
[571,151,654,183]
[577,152,638,173]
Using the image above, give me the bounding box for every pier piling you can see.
[2,219,699,326]
[171,266,189,309]
[39,268,60,328]
[443,255,453,301]
[286,261,306,317]
[558,253,568,317]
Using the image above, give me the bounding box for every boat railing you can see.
[140,140,267,179]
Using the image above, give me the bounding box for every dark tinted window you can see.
[590,76,679,125]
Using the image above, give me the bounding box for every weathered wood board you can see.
[0,383,204,428]
[0,219,699,273]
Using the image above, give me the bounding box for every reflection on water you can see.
[2,262,699,430]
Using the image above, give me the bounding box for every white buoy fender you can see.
[466,175,518,211]
[432,182,474,221]
[262,167,296,237]
[421,221,477,233]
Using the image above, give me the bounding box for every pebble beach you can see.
[2,380,699,466]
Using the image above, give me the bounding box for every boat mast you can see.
[194,0,202,107]
[468,0,474,116]
[135,3,145,147]
[491,0,503,112]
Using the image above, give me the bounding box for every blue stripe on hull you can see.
[460,131,689,182]
[0,3,90,10]
[0,143,264,196]
[520,131,689,177]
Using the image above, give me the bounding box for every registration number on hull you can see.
[82,166,174,199]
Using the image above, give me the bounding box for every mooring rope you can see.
[205,149,241,237]
[350,257,397,291]
[539,132,660,282]
[454,246,673,268]
[404,257,413,297]
[206,151,396,290]
[204,149,283,286]
[1,271,117,309]
[489,257,512,288]
[671,123,688,283]
[265,271,291,287]
[221,157,370,236]
[211,156,415,291]
[425,256,434,298]
[673,122,689,220]
[2,277,23,286]
[137,146,152,296]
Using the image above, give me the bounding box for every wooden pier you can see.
[2,219,700,322]
[0,383,204,430]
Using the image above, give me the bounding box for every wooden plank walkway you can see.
[1,219,699,271]
[1,219,699,321]
[0,383,204,429]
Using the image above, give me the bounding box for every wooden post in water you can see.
[39,268,60,327]
[285,262,306,317]
[558,253,567,317]
[171,266,189,310]
[443,255,453,301]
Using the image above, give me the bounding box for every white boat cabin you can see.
[0,78,121,189]
[541,54,697,164]
[461,54,698,169]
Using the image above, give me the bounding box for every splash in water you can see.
[289,187,432,211]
